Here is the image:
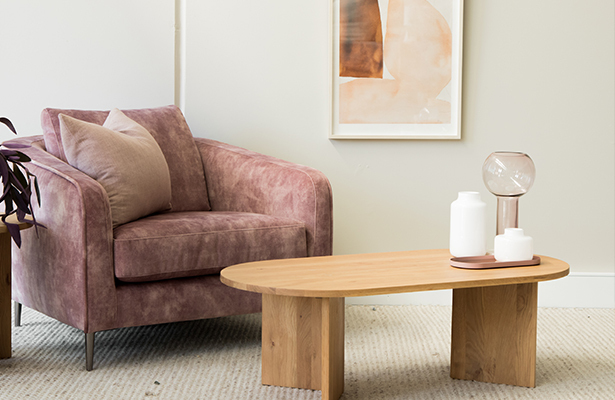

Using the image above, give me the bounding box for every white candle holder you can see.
[494,228,534,262]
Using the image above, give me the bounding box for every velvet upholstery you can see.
[114,211,307,282]
[11,137,117,332]
[59,109,172,227]
[196,138,333,257]
[8,124,333,345]
[115,275,261,329]
[42,106,210,212]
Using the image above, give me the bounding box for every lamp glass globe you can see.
[482,152,536,197]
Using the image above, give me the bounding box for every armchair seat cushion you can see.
[113,211,308,283]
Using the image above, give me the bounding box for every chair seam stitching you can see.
[114,224,305,242]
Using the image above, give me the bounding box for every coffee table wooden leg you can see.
[0,232,12,359]
[261,294,344,400]
[321,297,345,400]
[450,283,538,387]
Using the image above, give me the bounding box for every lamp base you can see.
[496,196,520,235]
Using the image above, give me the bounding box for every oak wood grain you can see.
[221,249,569,298]
[261,294,322,390]
[261,294,345,400]
[321,297,345,400]
[226,249,568,396]
[450,283,538,387]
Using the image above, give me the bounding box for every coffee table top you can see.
[221,249,569,298]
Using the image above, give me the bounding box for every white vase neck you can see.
[458,191,481,201]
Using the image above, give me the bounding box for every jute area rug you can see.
[0,305,613,399]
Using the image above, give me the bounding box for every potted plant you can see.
[0,117,42,247]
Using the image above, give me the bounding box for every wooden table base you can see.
[261,294,344,400]
[450,282,538,387]
[261,283,539,399]
[222,250,568,399]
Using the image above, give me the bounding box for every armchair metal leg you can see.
[85,332,95,371]
[14,302,22,327]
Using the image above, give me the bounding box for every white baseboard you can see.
[345,272,615,308]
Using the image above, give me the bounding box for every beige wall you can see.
[0,0,176,136]
[183,0,614,273]
[2,0,613,275]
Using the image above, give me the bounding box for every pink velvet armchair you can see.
[7,105,332,370]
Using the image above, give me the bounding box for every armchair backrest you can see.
[41,105,210,212]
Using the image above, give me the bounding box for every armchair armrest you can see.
[7,136,117,333]
[195,138,332,257]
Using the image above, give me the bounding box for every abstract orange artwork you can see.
[332,0,463,139]
[340,0,384,79]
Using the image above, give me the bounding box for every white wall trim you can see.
[346,272,615,308]
[174,0,186,110]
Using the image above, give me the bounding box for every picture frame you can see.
[329,0,464,140]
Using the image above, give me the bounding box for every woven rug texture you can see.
[0,305,613,399]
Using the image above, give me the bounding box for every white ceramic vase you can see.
[494,228,534,261]
[449,191,486,257]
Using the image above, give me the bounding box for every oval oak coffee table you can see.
[221,249,569,400]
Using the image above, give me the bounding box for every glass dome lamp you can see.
[482,152,536,235]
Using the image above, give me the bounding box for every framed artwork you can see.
[329,0,464,140]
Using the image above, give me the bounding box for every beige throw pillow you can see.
[59,108,172,228]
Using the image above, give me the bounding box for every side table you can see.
[0,214,33,359]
